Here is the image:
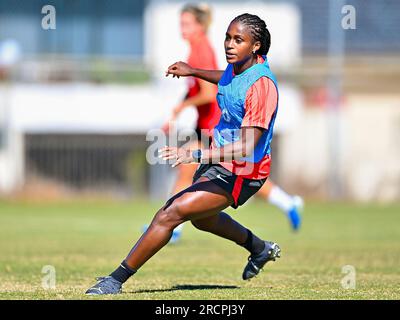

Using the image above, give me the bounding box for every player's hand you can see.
[165,61,194,78]
[158,146,194,167]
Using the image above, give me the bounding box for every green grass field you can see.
[0,198,399,300]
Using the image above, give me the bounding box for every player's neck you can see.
[233,55,258,75]
[189,32,206,45]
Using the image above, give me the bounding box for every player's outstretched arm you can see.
[166,61,223,85]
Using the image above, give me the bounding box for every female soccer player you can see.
[160,5,302,244]
[86,13,282,295]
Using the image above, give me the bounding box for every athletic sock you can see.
[241,229,266,256]
[268,185,294,214]
[110,260,136,283]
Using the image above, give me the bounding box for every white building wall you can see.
[0,129,24,194]
[278,94,400,202]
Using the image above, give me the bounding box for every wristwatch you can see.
[191,149,203,163]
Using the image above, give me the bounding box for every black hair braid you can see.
[232,13,271,55]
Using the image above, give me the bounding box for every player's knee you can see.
[165,199,186,222]
[154,200,185,228]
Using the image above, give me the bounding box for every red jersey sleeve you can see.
[241,77,278,130]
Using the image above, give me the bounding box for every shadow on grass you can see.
[129,284,239,294]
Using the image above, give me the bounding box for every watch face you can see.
[192,149,202,161]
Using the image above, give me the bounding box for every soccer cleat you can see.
[287,195,304,231]
[85,276,122,295]
[242,241,281,280]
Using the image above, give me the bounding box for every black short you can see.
[192,163,266,209]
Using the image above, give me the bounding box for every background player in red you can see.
[161,3,219,181]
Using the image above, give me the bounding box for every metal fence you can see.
[24,133,150,197]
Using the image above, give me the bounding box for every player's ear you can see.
[252,41,261,54]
